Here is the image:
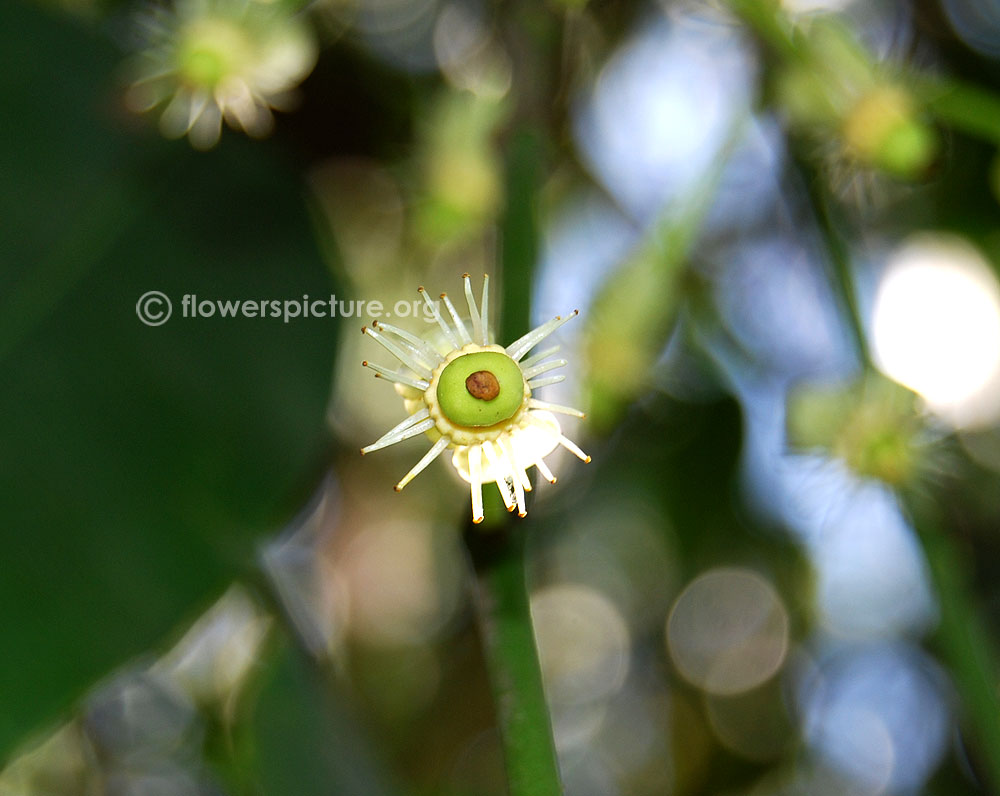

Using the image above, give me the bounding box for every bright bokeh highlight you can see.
[872,235,1000,427]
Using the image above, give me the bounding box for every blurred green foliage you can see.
[0,0,335,758]
[8,0,1000,793]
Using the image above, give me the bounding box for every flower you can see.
[125,0,317,150]
[360,274,590,523]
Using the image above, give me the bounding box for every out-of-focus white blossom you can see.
[126,0,317,149]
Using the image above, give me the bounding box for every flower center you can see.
[436,351,525,428]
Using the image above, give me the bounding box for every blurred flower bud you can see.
[773,17,936,178]
[125,0,317,149]
[415,92,506,244]
[787,373,926,485]
[842,86,937,178]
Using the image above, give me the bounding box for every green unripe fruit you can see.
[436,351,525,427]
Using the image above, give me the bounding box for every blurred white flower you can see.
[126,0,317,149]
[360,274,589,523]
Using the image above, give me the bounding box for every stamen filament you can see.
[534,456,557,484]
[506,310,579,362]
[482,441,515,510]
[362,326,433,379]
[362,361,430,391]
[557,434,591,463]
[528,398,585,418]
[469,443,484,524]
[523,358,567,380]
[440,293,471,344]
[371,321,443,365]
[360,409,431,454]
[480,275,490,346]
[463,273,484,346]
[500,435,532,493]
[520,346,560,370]
[511,466,526,517]
[419,287,460,349]
[395,437,450,491]
[528,375,566,390]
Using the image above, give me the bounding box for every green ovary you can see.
[436,352,525,427]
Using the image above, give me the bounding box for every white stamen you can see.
[440,293,471,344]
[371,332,435,373]
[528,375,565,390]
[523,358,567,380]
[372,321,443,365]
[557,434,591,463]
[363,326,433,379]
[469,443,484,524]
[395,437,450,491]
[528,398,585,418]
[534,456,557,484]
[506,310,579,362]
[511,467,526,516]
[360,409,432,454]
[480,275,490,346]
[419,287,460,349]
[362,361,429,391]
[482,441,515,510]
[463,273,484,346]
[520,346,560,370]
[500,434,532,493]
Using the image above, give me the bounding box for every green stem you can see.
[801,151,1000,787]
[465,522,562,796]
[795,156,872,368]
[904,493,1000,792]
[917,76,1000,147]
[465,117,561,795]
[796,145,1000,786]
[724,0,802,62]
[499,127,543,345]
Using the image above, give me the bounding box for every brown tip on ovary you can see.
[466,370,500,401]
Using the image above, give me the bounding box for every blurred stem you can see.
[798,148,1000,784]
[465,522,561,796]
[800,148,1000,786]
[499,127,543,345]
[724,0,802,62]
[795,155,872,368]
[917,77,1000,146]
[904,492,1000,792]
